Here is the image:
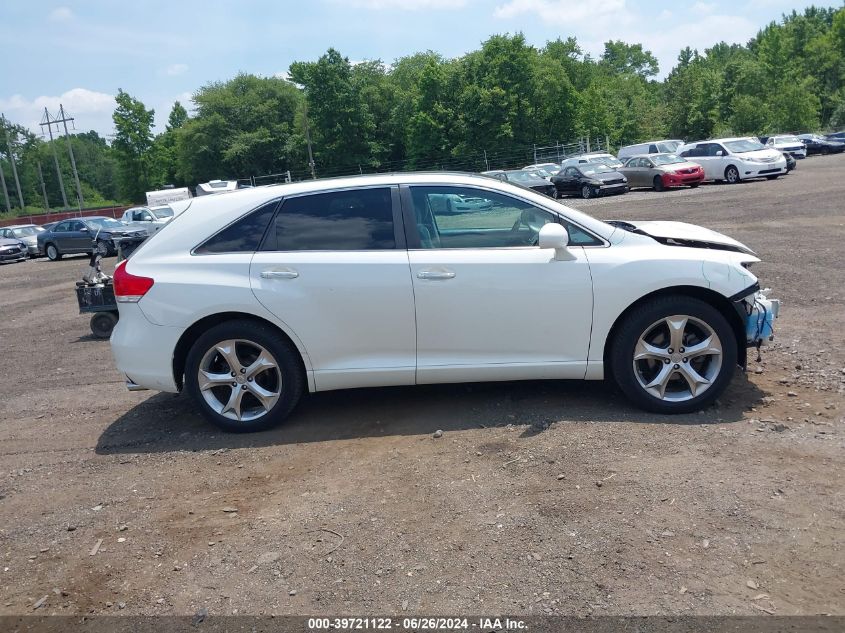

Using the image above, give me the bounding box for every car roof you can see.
[3,224,36,229]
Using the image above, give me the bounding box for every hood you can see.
[591,171,625,182]
[658,161,701,172]
[612,220,755,255]
[741,148,783,162]
[0,237,26,248]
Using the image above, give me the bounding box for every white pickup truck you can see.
[120,205,176,235]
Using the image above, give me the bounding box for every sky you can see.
[0,0,825,139]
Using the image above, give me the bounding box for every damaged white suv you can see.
[110,173,779,432]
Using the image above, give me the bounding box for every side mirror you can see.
[79,227,89,232]
[716,150,724,156]
[538,223,573,261]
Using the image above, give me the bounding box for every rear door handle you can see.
[417,270,456,280]
[261,269,299,279]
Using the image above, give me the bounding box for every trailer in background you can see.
[145,187,192,206]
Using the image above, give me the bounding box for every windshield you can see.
[658,141,682,152]
[505,171,540,183]
[774,135,801,144]
[152,206,174,218]
[724,139,765,153]
[12,226,38,237]
[85,217,125,230]
[590,156,623,168]
[652,154,685,166]
[581,165,615,175]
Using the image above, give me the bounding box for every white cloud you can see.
[339,0,466,9]
[165,63,189,76]
[48,6,73,21]
[494,0,627,24]
[0,88,116,137]
[691,1,716,15]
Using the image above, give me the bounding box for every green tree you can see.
[112,89,155,201]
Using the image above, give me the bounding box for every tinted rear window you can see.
[196,200,279,254]
[267,188,395,251]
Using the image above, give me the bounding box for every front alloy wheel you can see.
[633,316,722,402]
[185,319,305,432]
[610,296,737,413]
[724,165,740,184]
[46,244,61,261]
[581,184,593,199]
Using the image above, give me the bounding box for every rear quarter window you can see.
[195,200,279,254]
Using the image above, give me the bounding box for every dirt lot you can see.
[0,155,843,618]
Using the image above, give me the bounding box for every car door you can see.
[403,184,596,384]
[65,220,91,252]
[641,157,658,185]
[630,158,649,187]
[559,167,580,194]
[690,144,716,180]
[250,186,417,391]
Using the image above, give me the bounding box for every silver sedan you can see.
[619,154,706,191]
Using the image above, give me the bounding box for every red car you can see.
[620,154,705,191]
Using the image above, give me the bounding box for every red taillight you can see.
[113,260,154,303]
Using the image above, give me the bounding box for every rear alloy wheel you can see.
[653,175,665,192]
[46,244,62,261]
[185,320,304,432]
[724,165,740,184]
[610,296,737,414]
[581,184,594,199]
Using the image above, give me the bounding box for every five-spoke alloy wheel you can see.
[610,297,737,413]
[185,319,304,432]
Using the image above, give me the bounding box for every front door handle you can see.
[261,269,299,279]
[417,270,456,280]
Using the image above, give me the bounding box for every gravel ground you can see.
[0,155,843,618]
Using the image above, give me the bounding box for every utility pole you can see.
[0,148,10,213]
[2,114,25,209]
[40,108,69,209]
[483,149,489,171]
[36,162,49,211]
[303,101,316,180]
[57,104,84,210]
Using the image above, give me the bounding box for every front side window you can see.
[269,187,395,251]
[54,222,70,232]
[409,186,601,249]
[196,200,279,254]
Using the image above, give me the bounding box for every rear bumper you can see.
[110,302,184,392]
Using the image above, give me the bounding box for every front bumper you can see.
[0,247,27,262]
[663,172,704,187]
[742,164,787,178]
[598,183,627,195]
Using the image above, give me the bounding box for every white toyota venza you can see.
[110,174,779,432]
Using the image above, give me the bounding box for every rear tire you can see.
[185,319,305,432]
[46,243,62,261]
[609,296,737,414]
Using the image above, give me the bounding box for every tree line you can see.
[1,5,843,215]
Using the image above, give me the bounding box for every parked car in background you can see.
[824,131,845,142]
[0,224,45,257]
[109,172,779,432]
[196,180,239,196]
[761,135,807,159]
[798,133,845,155]
[36,216,147,261]
[619,154,704,191]
[617,140,684,160]
[551,163,628,199]
[121,205,176,235]
[522,163,561,180]
[0,236,28,263]
[562,152,624,170]
[678,138,787,183]
[481,170,556,197]
[783,152,796,172]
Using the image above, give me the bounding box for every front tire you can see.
[653,175,665,192]
[185,319,305,432]
[581,184,593,199]
[45,244,62,261]
[609,296,737,414]
[724,165,740,184]
[689,183,700,189]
